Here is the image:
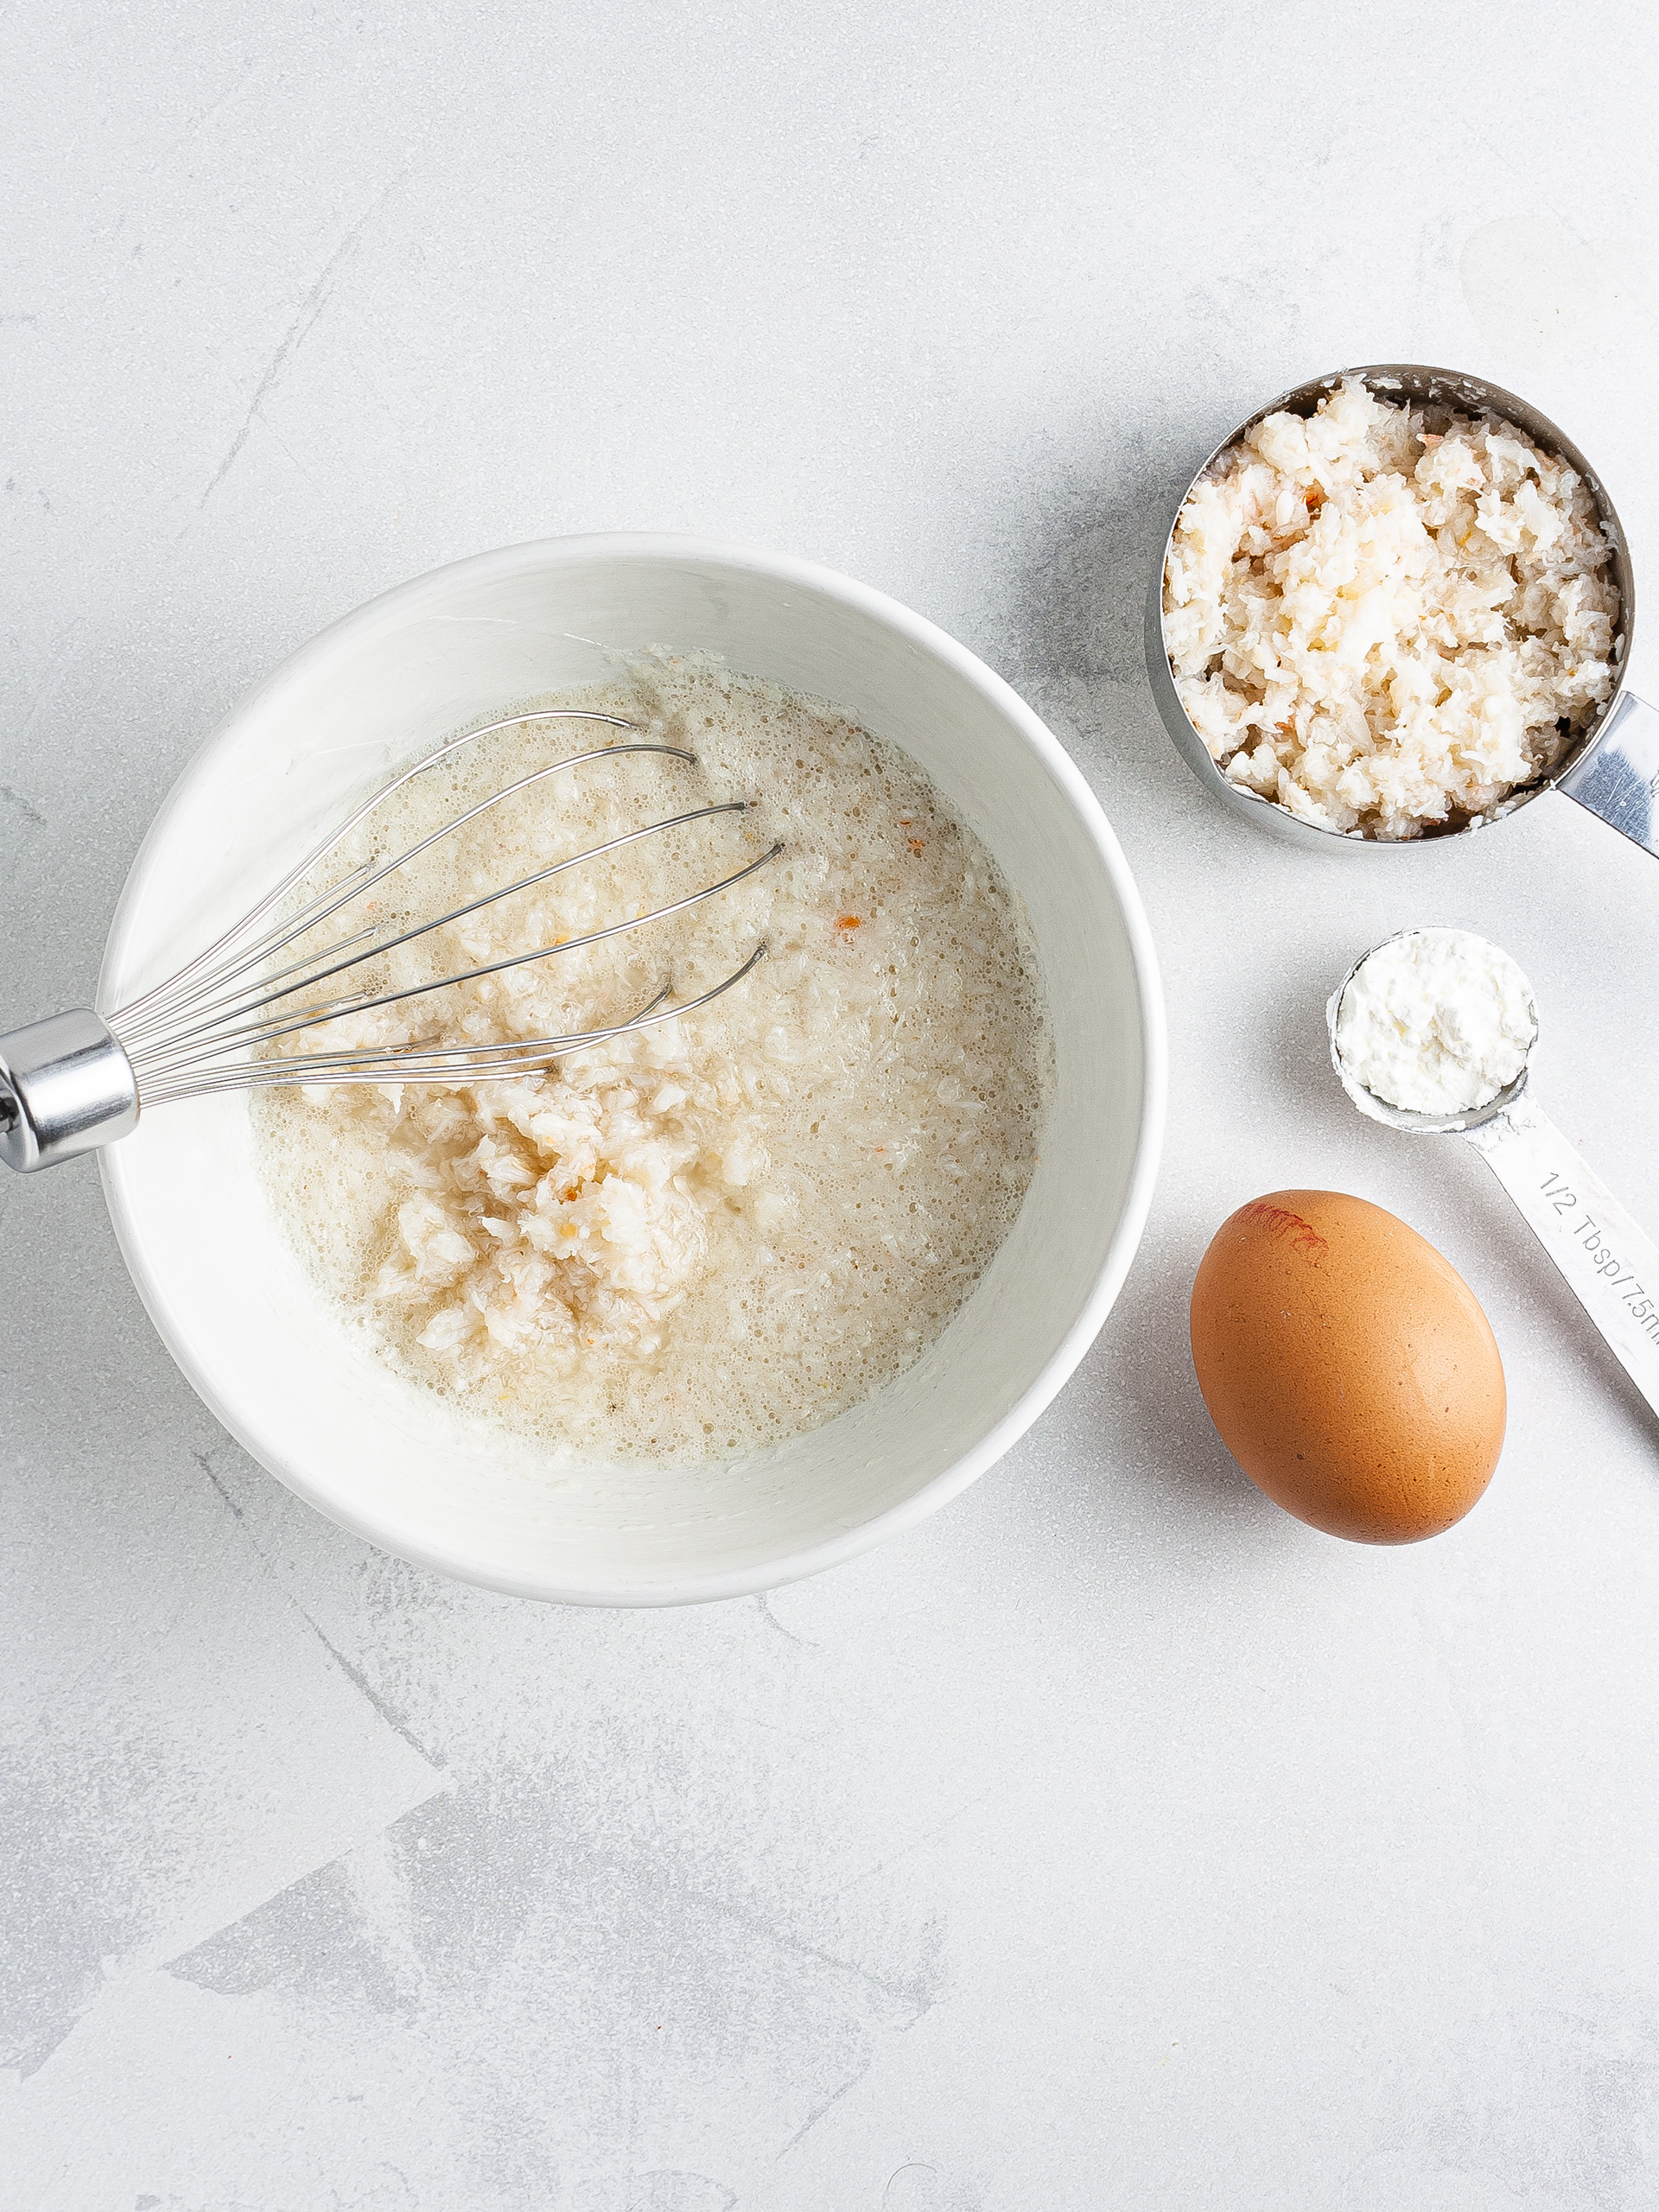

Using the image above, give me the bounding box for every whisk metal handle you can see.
[0,1009,139,1173]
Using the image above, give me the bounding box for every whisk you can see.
[0,710,782,1173]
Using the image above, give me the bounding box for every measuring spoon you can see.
[1328,935,1659,1421]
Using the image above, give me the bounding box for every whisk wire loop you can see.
[133,949,770,1103]
[2,710,781,1171]
[124,797,756,1066]
[125,836,784,1085]
[113,722,690,1041]
[105,709,780,1110]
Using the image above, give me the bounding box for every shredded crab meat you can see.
[1163,378,1619,839]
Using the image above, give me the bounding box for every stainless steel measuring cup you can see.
[1146,363,1659,857]
[1328,935,1659,1421]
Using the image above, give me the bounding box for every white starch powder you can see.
[1336,928,1536,1116]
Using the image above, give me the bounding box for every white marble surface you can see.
[4,3,1659,2204]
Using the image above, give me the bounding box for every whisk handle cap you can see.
[0,1009,139,1173]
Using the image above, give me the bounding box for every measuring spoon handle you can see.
[1463,1094,1659,1421]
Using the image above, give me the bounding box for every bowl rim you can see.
[99,531,1167,1606]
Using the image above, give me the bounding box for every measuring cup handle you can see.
[1557,690,1659,855]
[1463,1094,1659,1421]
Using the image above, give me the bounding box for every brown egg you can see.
[1189,1189,1505,1543]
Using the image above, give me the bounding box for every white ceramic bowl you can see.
[99,537,1164,1605]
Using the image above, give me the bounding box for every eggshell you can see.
[1189,1189,1505,1543]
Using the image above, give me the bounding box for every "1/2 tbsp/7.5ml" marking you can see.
[1541,1170,1659,1343]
